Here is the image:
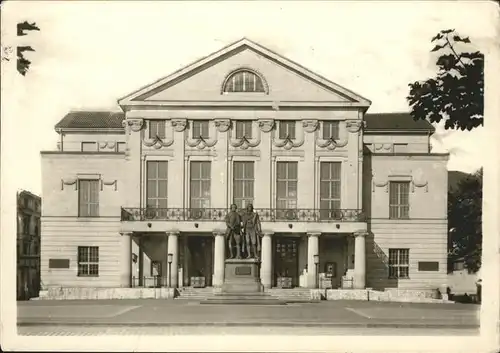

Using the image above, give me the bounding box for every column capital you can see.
[213,230,226,237]
[307,232,321,237]
[353,230,368,238]
[120,232,133,236]
[261,231,274,237]
[168,231,180,237]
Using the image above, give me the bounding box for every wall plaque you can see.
[49,259,70,269]
[418,261,439,272]
[235,266,252,276]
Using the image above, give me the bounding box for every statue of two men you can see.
[225,204,262,259]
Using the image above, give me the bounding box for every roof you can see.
[364,112,435,133]
[55,111,125,130]
[118,37,372,108]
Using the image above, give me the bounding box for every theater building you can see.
[40,39,449,298]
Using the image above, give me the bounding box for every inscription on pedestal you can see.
[235,266,252,276]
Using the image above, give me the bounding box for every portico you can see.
[121,227,367,291]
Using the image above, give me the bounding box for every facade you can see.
[17,190,42,300]
[41,39,449,294]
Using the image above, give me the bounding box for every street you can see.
[17,299,480,336]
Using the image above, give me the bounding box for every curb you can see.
[16,321,479,330]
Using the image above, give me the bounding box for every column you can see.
[120,232,132,288]
[307,232,320,288]
[167,232,179,288]
[213,231,226,287]
[260,232,273,289]
[353,231,367,289]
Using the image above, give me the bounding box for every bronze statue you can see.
[241,204,262,259]
[225,204,242,259]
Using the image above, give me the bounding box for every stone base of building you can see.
[325,288,453,304]
[37,287,177,300]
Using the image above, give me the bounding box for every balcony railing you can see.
[121,207,365,222]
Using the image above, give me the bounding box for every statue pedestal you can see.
[222,258,262,293]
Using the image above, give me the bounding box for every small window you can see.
[81,142,97,152]
[78,246,99,276]
[223,70,265,93]
[389,182,410,219]
[278,121,296,140]
[235,121,252,139]
[322,121,340,140]
[117,142,127,152]
[393,144,408,153]
[388,248,409,279]
[149,120,166,139]
[192,120,210,139]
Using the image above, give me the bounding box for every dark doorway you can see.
[273,237,299,288]
[187,236,213,287]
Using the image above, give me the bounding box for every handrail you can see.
[121,207,365,222]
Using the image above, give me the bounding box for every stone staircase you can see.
[266,288,318,302]
[176,287,318,303]
[176,287,215,300]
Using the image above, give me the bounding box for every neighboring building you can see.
[17,190,42,300]
[40,38,449,294]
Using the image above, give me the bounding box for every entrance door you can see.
[187,236,213,287]
[274,237,299,287]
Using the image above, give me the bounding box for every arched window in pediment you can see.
[223,69,267,93]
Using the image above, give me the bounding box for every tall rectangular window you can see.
[322,121,340,140]
[78,246,99,276]
[233,162,254,209]
[190,161,211,210]
[278,121,296,139]
[146,161,168,218]
[192,120,210,139]
[78,180,99,217]
[276,162,298,219]
[81,142,97,152]
[149,120,166,139]
[389,182,410,219]
[235,121,252,139]
[319,162,341,219]
[388,248,409,278]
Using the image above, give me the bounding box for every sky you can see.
[1,1,497,197]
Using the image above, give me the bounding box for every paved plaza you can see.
[17,299,480,336]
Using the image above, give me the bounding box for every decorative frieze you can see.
[101,180,118,191]
[302,119,319,133]
[171,119,187,132]
[124,118,144,132]
[346,120,364,133]
[258,119,274,132]
[61,178,78,190]
[214,118,231,132]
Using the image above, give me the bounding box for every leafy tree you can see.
[407,29,484,131]
[448,168,482,272]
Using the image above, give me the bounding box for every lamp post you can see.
[167,253,173,288]
[313,254,319,289]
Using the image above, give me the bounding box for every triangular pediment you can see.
[118,38,371,108]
